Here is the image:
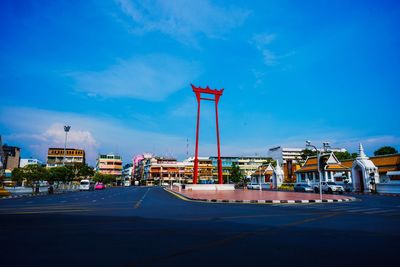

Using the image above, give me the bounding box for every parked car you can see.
[293,183,314,192]
[317,181,344,194]
[247,183,261,190]
[95,182,106,190]
[79,179,95,191]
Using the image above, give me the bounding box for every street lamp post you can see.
[306,141,322,200]
[63,125,71,166]
[258,165,262,191]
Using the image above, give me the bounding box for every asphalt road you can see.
[1,187,399,267]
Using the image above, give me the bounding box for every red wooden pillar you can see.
[193,91,201,184]
[214,94,223,184]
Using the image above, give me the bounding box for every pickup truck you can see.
[314,182,344,194]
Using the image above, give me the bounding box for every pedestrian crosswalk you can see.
[270,203,400,216]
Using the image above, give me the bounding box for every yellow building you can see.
[46,148,85,167]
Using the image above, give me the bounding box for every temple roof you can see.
[296,152,350,173]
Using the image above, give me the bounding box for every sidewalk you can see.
[167,187,356,204]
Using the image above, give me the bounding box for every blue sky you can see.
[1,0,399,165]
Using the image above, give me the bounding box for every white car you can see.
[247,183,261,190]
[316,182,344,194]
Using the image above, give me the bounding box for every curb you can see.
[164,189,357,204]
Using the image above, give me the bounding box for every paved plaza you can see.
[169,187,355,203]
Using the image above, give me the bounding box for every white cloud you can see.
[251,33,277,66]
[251,33,296,67]
[115,0,249,44]
[72,54,199,100]
[0,107,190,165]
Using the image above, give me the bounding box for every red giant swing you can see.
[191,84,224,185]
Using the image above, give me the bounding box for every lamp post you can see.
[258,165,262,191]
[306,141,322,200]
[63,125,71,166]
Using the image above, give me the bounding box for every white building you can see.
[268,147,304,163]
[20,158,42,168]
[268,146,347,163]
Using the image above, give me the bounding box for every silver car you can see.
[293,183,314,192]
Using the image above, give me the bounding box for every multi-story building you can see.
[2,145,21,176]
[143,157,186,186]
[20,158,43,168]
[46,148,85,167]
[96,154,123,177]
[236,157,272,178]
[122,163,133,185]
[268,147,304,163]
[209,156,272,180]
[183,157,214,183]
[133,153,153,184]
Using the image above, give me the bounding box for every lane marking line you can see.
[344,208,381,213]
[364,209,397,214]
[134,188,151,209]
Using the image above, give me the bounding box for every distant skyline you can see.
[1,0,399,165]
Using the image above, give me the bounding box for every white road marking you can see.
[344,208,381,213]
[329,207,363,211]
[364,209,397,214]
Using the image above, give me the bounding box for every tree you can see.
[301,149,317,160]
[48,166,74,184]
[22,165,48,192]
[334,151,357,161]
[11,168,24,186]
[69,163,95,180]
[374,146,398,156]
[229,162,243,184]
[93,172,114,185]
[77,164,94,178]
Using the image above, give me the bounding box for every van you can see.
[79,179,95,191]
